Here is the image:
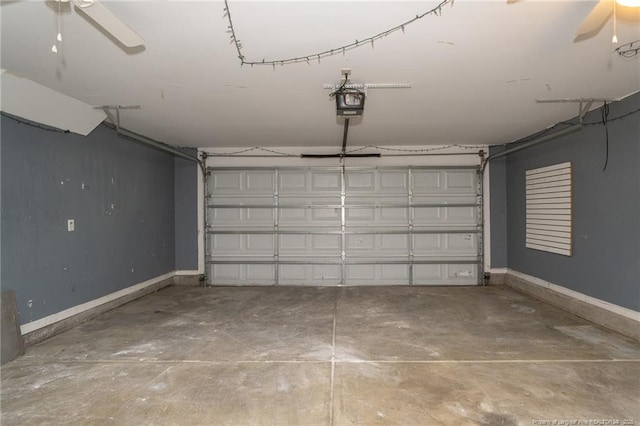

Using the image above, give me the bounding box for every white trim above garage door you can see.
[205,165,483,286]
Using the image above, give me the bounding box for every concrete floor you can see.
[1,285,639,425]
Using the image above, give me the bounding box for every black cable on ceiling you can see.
[601,101,610,172]
[502,104,640,150]
[560,104,640,126]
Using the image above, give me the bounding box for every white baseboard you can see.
[507,268,640,322]
[175,270,200,276]
[20,271,176,335]
[489,268,508,275]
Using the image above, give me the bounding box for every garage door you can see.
[205,166,482,285]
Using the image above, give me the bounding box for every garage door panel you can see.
[446,171,476,191]
[413,264,443,282]
[381,234,408,251]
[209,207,243,224]
[279,171,308,193]
[278,208,340,224]
[415,208,468,225]
[279,264,307,281]
[312,234,342,251]
[312,171,341,192]
[206,166,481,286]
[279,234,306,251]
[412,234,442,252]
[346,196,408,225]
[379,171,409,193]
[279,264,341,286]
[413,264,477,285]
[278,209,340,223]
[280,170,342,194]
[346,194,408,208]
[346,234,375,251]
[381,264,409,280]
[246,265,276,283]
[209,235,275,256]
[311,207,341,222]
[245,208,275,225]
[446,264,478,284]
[208,207,274,226]
[413,170,477,194]
[345,264,375,281]
[279,197,341,224]
[346,234,408,255]
[245,171,275,193]
[209,196,273,206]
[412,195,477,226]
[345,171,375,192]
[445,206,477,222]
[211,234,242,252]
[447,233,477,251]
[346,170,410,195]
[246,234,275,253]
[345,206,375,222]
[380,207,408,222]
[279,235,341,256]
[208,264,275,286]
[412,171,442,192]
[210,171,242,192]
[278,206,306,221]
[413,195,477,205]
[413,211,477,226]
[245,208,275,223]
[209,263,241,282]
[210,170,277,195]
[412,234,477,256]
[412,207,442,223]
[346,264,409,285]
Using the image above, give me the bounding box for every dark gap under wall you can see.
[1,116,182,325]
[498,92,640,311]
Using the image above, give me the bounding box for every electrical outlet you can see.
[67,219,75,232]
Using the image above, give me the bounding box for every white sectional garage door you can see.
[205,167,482,286]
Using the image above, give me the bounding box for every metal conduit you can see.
[106,123,205,173]
[481,123,583,172]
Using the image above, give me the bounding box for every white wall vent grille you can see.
[525,162,572,256]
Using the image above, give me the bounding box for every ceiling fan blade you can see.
[575,0,613,40]
[73,0,144,48]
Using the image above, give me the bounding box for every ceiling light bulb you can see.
[612,34,618,43]
[51,44,58,53]
[616,0,640,6]
[57,33,62,42]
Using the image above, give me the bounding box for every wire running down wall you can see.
[525,162,572,256]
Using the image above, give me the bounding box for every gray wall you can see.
[1,116,177,325]
[501,93,640,311]
[174,154,199,271]
[489,154,508,269]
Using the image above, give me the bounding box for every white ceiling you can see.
[1,1,639,149]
